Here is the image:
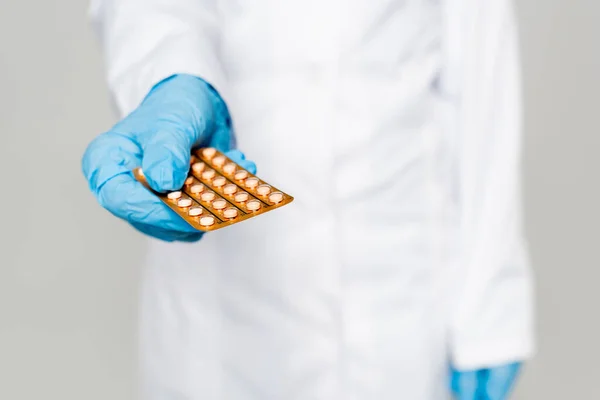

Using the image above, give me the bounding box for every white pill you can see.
[202,169,215,180]
[223,208,238,219]
[223,163,236,174]
[167,191,182,200]
[234,192,249,203]
[192,162,205,174]
[213,176,226,187]
[202,148,217,158]
[212,155,226,167]
[190,184,204,194]
[257,184,271,195]
[212,199,227,210]
[177,198,192,208]
[223,184,237,195]
[246,199,261,211]
[234,170,248,180]
[201,192,216,202]
[137,168,145,177]
[188,207,203,217]
[200,216,215,226]
[268,192,284,203]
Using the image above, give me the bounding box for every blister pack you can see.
[133,148,294,231]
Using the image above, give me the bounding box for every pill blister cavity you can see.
[202,148,217,159]
[201,192,216,202]
[246,199,261,211]
[185,177,194,186]
[268,192,284,203]
[192,162,205,174]
[200,216,215,226]
[212,199,227,210]
[202,169,215,180]
[223,163,236,174]
[223,183,237,195]
[223,208,238,219]
[212,155,226,167]
[234,170,248,180]
[188,207,203,217]
[257,184,271,195]
[213,176,226,187]
[190,184,204,194]
[167,191,182,200]
[137,168,145,178]
[234,192,249,203]
[177,198,192,208]
[245,177,259,188]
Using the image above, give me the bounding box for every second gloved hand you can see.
[451,362,522,400]
[82,74,256,242]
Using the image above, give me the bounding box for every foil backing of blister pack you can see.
[133,147,294,232]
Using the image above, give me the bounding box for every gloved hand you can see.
[451,362,522,400]
[82,74,256,242]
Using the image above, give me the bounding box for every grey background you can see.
[0,0,597,398]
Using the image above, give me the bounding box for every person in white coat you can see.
[82,0,534,398]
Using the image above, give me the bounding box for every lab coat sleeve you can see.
[440,0,535,369]
[89,0,226,116]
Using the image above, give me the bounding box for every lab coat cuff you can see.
[109,33,228,117]
[451,337,535,370]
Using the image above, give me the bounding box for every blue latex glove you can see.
[451,363,522,400]
[82,74,256,242]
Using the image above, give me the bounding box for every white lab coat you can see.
[91,0,534,399]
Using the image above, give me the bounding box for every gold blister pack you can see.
[133,147,294,232]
